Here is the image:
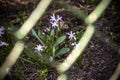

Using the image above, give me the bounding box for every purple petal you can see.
[0,41,9,47]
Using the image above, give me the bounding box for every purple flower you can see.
[50,14,56,22]
[0,26,5,37]
[46,27,51,32]
[50,21,58,28]
[56,15,62,22]
[67,31,76,40]
[0,26,9,47]
[50,14,62,28]
[70,42,77,46]
[35,44,44,52]
[0,41,9,47]
[44,27,51,33]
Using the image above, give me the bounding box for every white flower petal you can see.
[35,44,44,52]
[67,31,76,40]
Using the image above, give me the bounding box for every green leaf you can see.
[19,57,35,64]
[52,36,66,55]
[31,29,44,45]
[38,29,46,43]
[24,49,47,68]
[53,36,66,47]
[50,29,54,37]
[49,29,55,46]
[52,47,55,57]
[24,49,40,62]
[56,48,70,57]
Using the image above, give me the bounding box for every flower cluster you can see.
[50,14,62,28]
[0,26,9,47]
[35,14,77,52]
[35,14,63,52]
